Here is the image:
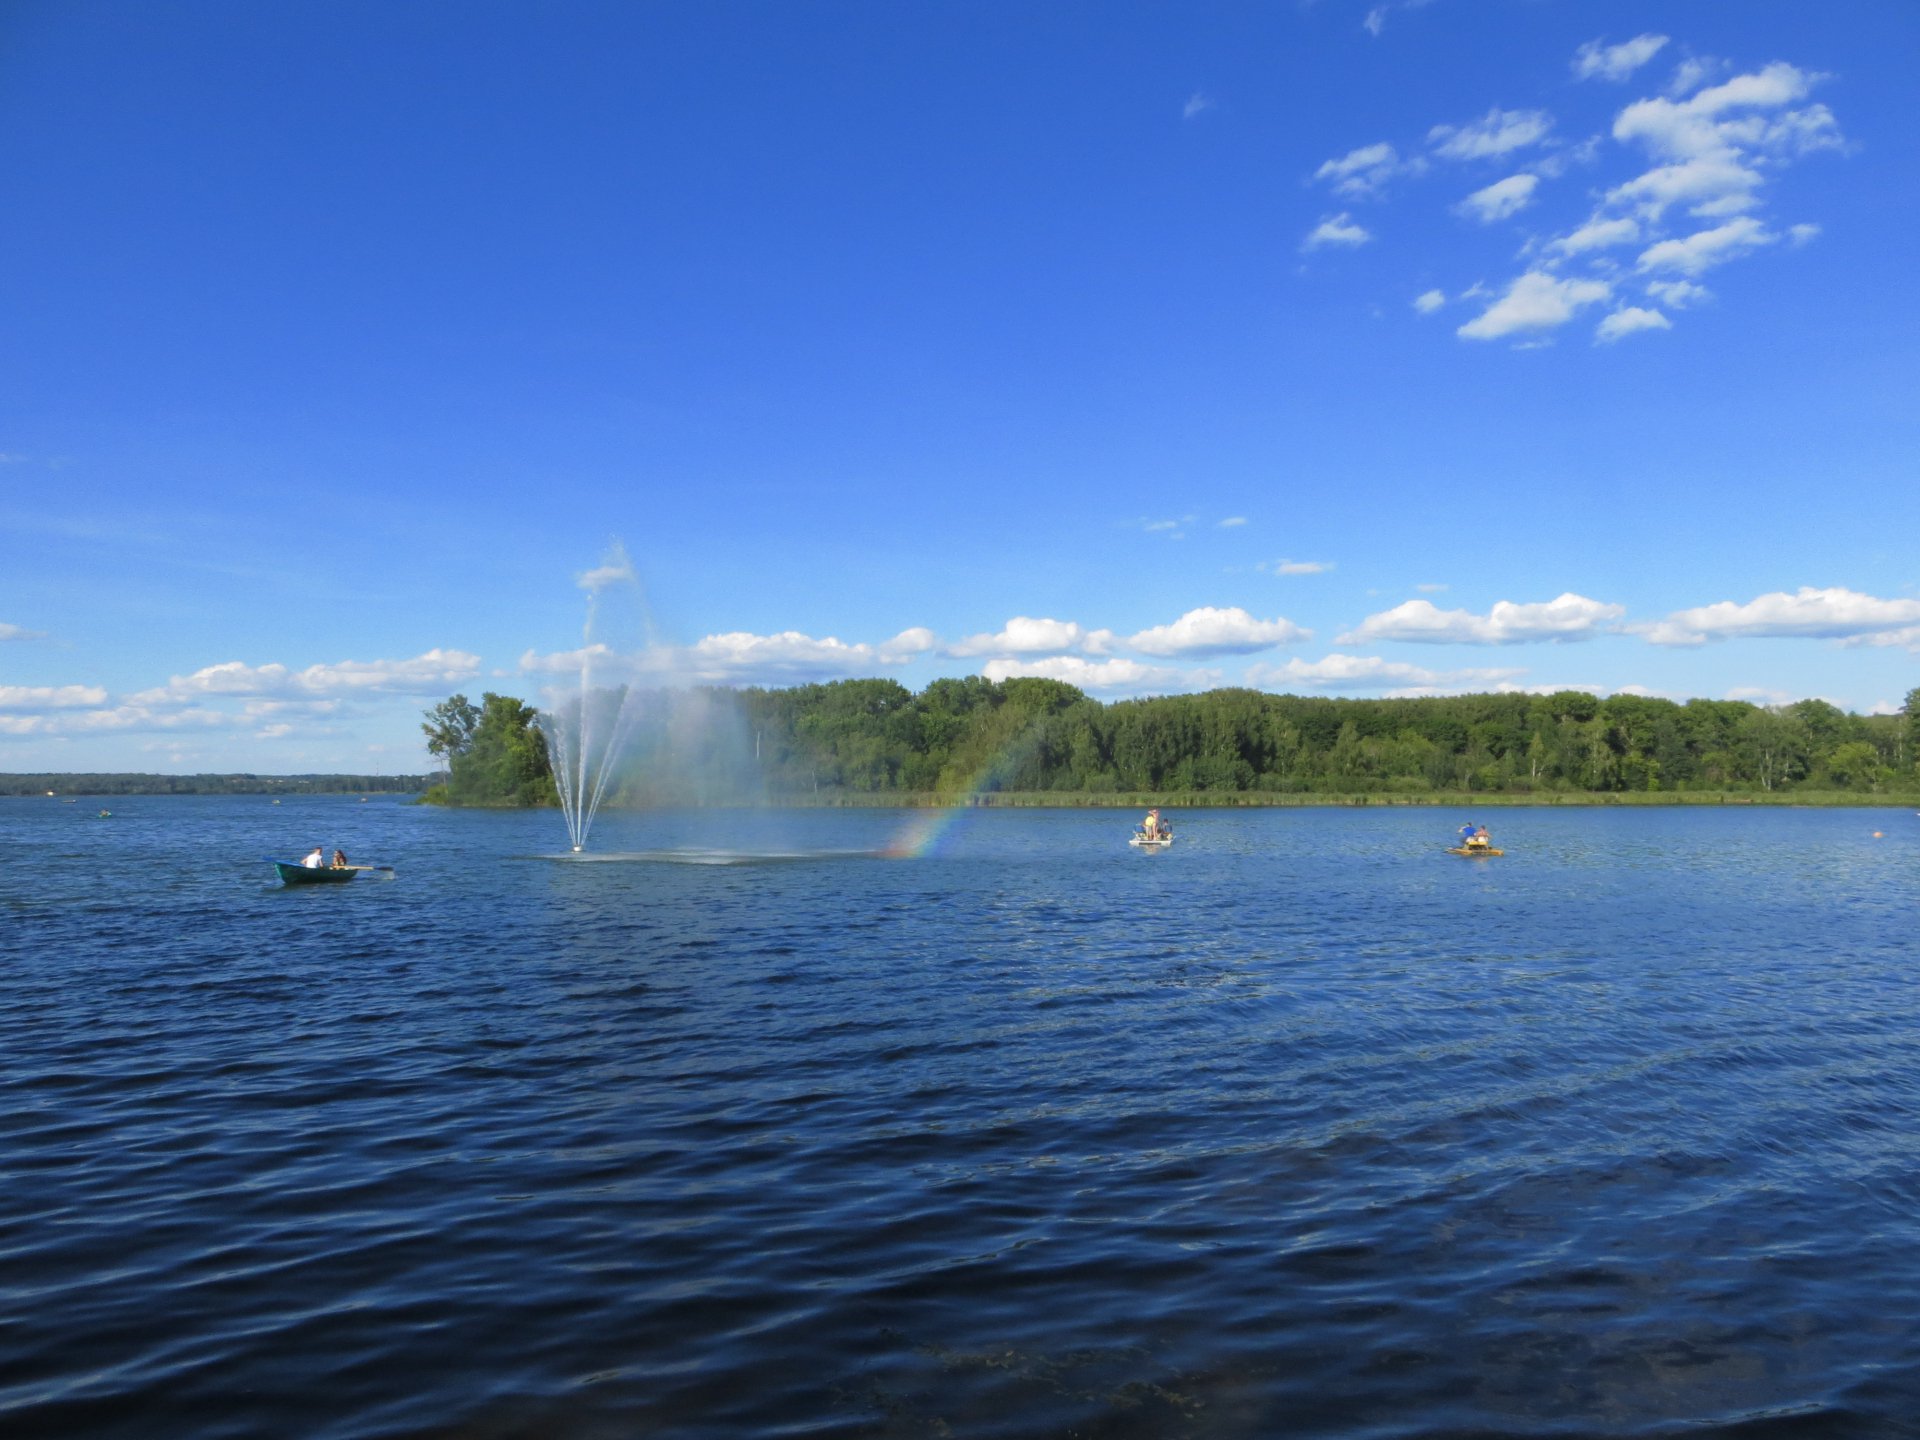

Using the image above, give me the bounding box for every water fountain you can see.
[537,544,650,853]
[536,543,771,854]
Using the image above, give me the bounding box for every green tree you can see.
[1735,707,1807,792]
[1826,740,1883,791]
[449,693,558,806]
[1904,688,1920,773]
[421,694,481,781]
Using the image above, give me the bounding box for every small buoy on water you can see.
[1873,831,1884,839]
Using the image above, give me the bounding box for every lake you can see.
[2,796,1917,1438]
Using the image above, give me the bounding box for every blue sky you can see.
[2,0,1915,773]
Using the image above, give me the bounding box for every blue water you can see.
[3,797,1918,1438]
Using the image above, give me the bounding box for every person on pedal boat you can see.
[1141,808,1164,840]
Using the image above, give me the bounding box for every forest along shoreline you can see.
[413,678,1920,808]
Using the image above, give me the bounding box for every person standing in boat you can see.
[301,845,325,868]
[1458,822,1478,847]
[1141,808,1163,840]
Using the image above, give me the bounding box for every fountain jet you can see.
[537,542,650,854]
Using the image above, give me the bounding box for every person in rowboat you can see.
[331,849,349,868]
[301,846,325,868]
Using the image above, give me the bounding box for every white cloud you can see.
[1363,5,1386,37]
[0,684,108,710]
[1413,289,1446,314]
[1246,654,1524,692]
[1456,173,1540,224]
[949,616,1109,658]
[1789,222,1821,246]
[1457,272,1611,341]
[1637,216,1775,275]
[1416,583,1448,594]
[519,629,937,687]
[1312,143,1416,200]
[1139,514,1195,538]
[1302,213,1372,251]
[1668,57,1723,98]
[242,698,342,719]
[1847,626,1920,654]
[1573,35,1669,83]
[980,656,1207,693]
[0,622,47,641]
[1183,92,1213,120]
[1727,686,1796,706]
[878,626,937,658]
[1640,587,1920,646]
[0,704,237,738]
[1127,606,1311,658]
[1605,156,1763,219]
[1429,108,1554,162]
[1690,62,1819,116]
[1607,62,1838,221]
[1550,215,1641,256]
[1340,593,1626,645]
[686,631,915,681]
[1217,516,1248,528]
[1645,278,1711,308]
[1269,559,1333,576]
[519,642,620,676]
[1596,306,1672,343]
[577,541,639,593]
[131,649,482,705]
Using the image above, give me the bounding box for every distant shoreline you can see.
[0,774,430,797]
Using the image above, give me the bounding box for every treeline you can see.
[427,678,1919,805]
[734,678,1919,798]
[0,773,429,796]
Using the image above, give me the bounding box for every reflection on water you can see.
[0,798,1916,1438]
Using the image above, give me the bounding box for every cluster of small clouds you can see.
[503,583,1920,700]
[1304,34,1844,344]
[1129,514,1260,541]
[6,584,1916,746]
[0,649,480,739]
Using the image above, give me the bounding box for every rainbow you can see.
[881,721,1052,858]
[880,802,969,860]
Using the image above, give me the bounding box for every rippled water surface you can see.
[4,797,1918,1438]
